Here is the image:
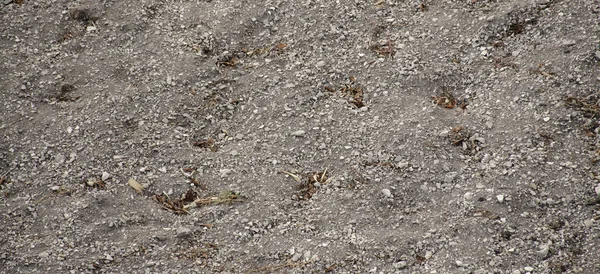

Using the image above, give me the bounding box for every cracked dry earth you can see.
[2,0,600,273]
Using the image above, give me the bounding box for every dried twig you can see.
[182,191,243,210]
[280,170,301,183]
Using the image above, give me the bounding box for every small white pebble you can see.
[584,219,594,227]
[101,172,111,181]
[291,130,305,137]
[424,250,433,259]
[455,260,467,267]
[381,189,392,198]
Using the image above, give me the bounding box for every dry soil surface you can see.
[2,0,600,273]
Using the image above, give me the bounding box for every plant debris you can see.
[323,77,366,108]
[179,168,207,189]
[447,125,483,153]
[0,173,9,187]
[127,178,144,194]
[154,189,243,215]
[565,96,600,117]
[528,63,555,77]
[449,125,467,145]
[272,42,288,54]
[183,190,242,210]
[182,166,197,173]
[324,264,338,272]
[188,175,205,189]
[153,188,198,215]
[340,77,365,108]
[432,89,457,109]
[216,54,239,68]
[416,254,428,264]
[565,94,600,162]
[470,208,501,220]
[283,168,333,200]
[493,57,518,70]
[586,194,600,206]
[192,138,217,152]
[56,84,80,102]
[431,87,469,110]
[342,88,364,108]
[84,178,105,189]
[323,85,337,93]
[490,40,505,48]
[242,42,288,57]
[370,39,395,58]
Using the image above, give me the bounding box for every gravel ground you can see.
[2,0,600,273]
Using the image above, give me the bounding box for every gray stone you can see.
[54,153,66,165]
[101,171,111,181]
[396,162,409,168]
[302,250,311,261]
[443,173,457,184]
[393,261,408,269]
[537,242,550,258]
[176,227,192,238]
[424,250,433,259]
[562,39,576,46]
[220,169,232,177]
[291,130,305,137]
[291,252,302,262]
[381,189,392,198]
